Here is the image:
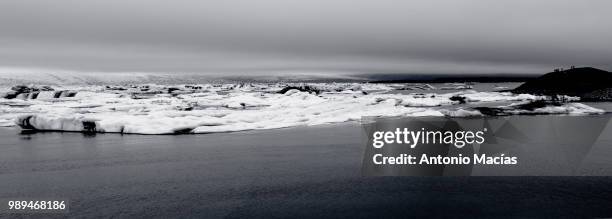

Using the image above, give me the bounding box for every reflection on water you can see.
[19,129,99,139]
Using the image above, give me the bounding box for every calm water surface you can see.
[1,119,612,218]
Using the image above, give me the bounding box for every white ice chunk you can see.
[2,83,604,134]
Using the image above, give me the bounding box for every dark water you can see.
[1,122,612,218]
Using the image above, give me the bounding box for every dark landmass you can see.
[0,72,539,85]
[367,73,538,83]
[513,67,612,101]
[225,73,540,83]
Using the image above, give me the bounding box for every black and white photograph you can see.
[1,0,612,218]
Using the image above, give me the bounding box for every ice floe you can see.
[474,101,605,116]
[0,83,606,134]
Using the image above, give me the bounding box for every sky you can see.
[1,0,611,75]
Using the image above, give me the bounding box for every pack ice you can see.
[0,83,604,134]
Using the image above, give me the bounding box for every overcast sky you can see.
[1,0,611,75]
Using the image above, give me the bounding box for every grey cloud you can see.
[1,0,611,74]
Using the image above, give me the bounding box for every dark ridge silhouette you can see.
[277,86,322,95]
[368,74,538,83]
[513,67,612,101]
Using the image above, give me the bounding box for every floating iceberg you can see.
[474,101,605,116]
[0,83,605,134]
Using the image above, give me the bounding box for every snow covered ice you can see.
[0,83,605,134]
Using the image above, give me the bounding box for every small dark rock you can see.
[449,95,467,104]
[82,121,97,133]
[173,127,194,134]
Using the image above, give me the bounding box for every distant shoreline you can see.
[0,72,540,85]
[367,74,538,83]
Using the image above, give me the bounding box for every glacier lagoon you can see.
[1,82,607,134]
[1,82,612,217]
